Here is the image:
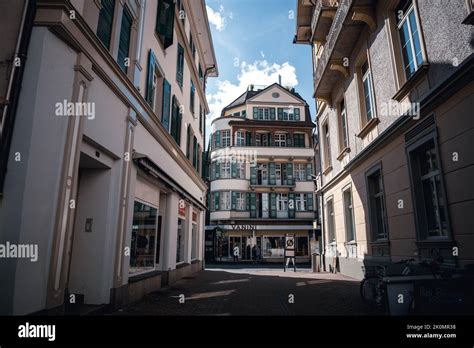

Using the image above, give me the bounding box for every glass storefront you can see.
[176,218,185,263]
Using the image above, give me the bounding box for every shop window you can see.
[296,237,309,256]
[130,201,159,274]
[176,218,185,263]
[191,222,198,260]
[262,236,285,258]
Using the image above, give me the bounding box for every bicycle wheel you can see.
[360,278,378,304]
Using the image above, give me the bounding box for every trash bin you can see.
[312,253,320,272]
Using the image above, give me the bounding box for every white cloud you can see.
[206,5,227,32]
[206,60,299,127]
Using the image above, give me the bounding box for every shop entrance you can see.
[229,236,262,261]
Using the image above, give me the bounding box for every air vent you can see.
[405,115,435,143]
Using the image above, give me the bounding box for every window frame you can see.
[221,129,231,147]
[342,185,356,242]
[365,164,389,242]
[338,97,349,152]
[274,132,287,147]
[326,196,336,243]
[219,191,231,210]
[235,130,246,146]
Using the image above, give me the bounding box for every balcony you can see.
[313,0,377,104]
[311,0,339,44]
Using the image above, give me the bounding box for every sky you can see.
[204,0,315,144]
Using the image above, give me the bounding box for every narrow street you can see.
[113,265,382,316]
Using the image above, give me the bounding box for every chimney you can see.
[278,75,282,85]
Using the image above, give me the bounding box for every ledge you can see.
[322,165,333,175]
[357,117,379,138]
[392,63,430,102]
[336,147,351,161]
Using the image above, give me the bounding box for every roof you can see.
[221,83,309,115]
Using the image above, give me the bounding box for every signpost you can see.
[284,234,296,272]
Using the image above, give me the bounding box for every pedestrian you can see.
[233,244,239,263]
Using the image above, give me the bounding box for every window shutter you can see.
[118,7,133,73]
[250,165,257,185]
[246,131,252,146]
[246,193,250,211]
[270,108,276,120]
[287,163,293,185]
[270,193,277,218]
[231,161,237,178]
[215,162,220,179]
[186,125,191,158]
[176,111,182,145]
[250,193,257,218]
[253,107,258,119]
[193,136,198,167]
[170,96,178,140]
[97,0,115,49]
[289,193,295,218]
[146,50,156,105]
[269,162,276,185]
[231,191,237,210]
[277,108,283,120]
[215,130,221,148]
[306,163,313,181]
[295,108,300,121]
[161,79,171,131]
[268,133,273,146]
[214,192,220,211]
[307,193,314,211]
[176,44,184,87]
[287,133,293,147]
[156,0,175,49]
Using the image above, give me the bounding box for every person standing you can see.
[233,244,240,263]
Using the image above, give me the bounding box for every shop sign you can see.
[231,224,256,231]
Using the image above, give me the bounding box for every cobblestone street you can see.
[113,265,382,316]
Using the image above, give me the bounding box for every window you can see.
[176,44,184,88]
[262,237,285,258]
[367,167,388,240]
[130,201,159,273]
[155,0,175,49]
[408,137,449,239]
[237,161,246,179]
[191,222,198,260]
[396,0,423,79]
[97,0,115,49]
[294,163,306,181]
[323,123,332,169]
[283,108,294,121]
[186,124,192,159]
[170,96,182,145]
[220,191,231,210]
[199,105,203,134]
[221,161,231,178]
[198,65,204,86]
[242,110,247,118]
[295,193,307,211]
[192,136,198,168]
[343,187,355,242]
[189,32,196,60]
[293,133,305,148]
[361,61,375,122]
[259,108,270,120]
[255,133,261,146]
[221,130,231,147]
[339,99,349,150]
[176,218,185,263]
[118,6,133,73]
[190,80,195,114]
[235,130,245,146]
[275,133,287,147]
[326,198,335,243]
[277,194,288,211]
[296,237,309,256]
[278,107,301,121]
[236,192,246,211]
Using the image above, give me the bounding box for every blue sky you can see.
[205,0,315,137]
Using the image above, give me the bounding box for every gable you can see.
[248,85,305,105]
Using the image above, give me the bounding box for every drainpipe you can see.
[0,0,37,193]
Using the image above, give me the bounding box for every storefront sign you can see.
[231,224,256,231]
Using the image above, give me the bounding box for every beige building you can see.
[208,84,317,263]
[295,0,474,278]
[0,0,217,314]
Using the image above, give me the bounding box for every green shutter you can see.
[215,161,220,179]
[295,108,300,121]
[269,162,276,185]
[193,136,198,167]
[307,193,314,211]
[214,192,220,211]
[156,0,175,49]
[246,193,250,211]
[270,193,277,218]
[162,79,171,131]
[246,131,252,146]
[118,7,132,73]
[289,193,295,218]
[253,107,258,119]
[176,44,184,87]
[97,0,115,49]
[268,132,273,146]
[287,163,294,185]
[170,96,178,140]
[215,130,221,148]
[176,113,182,146]
[250,193,257,218]
[306,163,313,181]
[277,108,283,120]
[146,50,156,105]
[231,191,237,210]
[231,161,237,178]
[250,165,257,185]
[287,133,293,147]
[186,125,191,158]
[270,108,276,120]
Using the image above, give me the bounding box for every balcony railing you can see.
[311,0,339,36]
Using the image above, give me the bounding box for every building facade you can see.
[208,84,317,263]
[0,0,217,315]
[295,0,474,278]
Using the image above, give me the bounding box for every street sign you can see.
[284,234,296,272]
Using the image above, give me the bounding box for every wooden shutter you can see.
[268,132,273,146]
[215,161,220,179]
[253,107,258,119]
[277,108,283,120]
[155,0,174,49]
[269,162,276,185]
[97,0,115,49]
[289,193,295,218]
[270,108,276,120]
[231,191,237,210]
[287,133,293,147]
[176,112,182,146]
[250,165,257,185]
[270,193,277,218]
[118,7,133,73]
[193,136,198,168]
[215,130,221,148]
[246,131,252,146]
[170,96,178,140]
[306,163,313,181]
[146,50,156,105]
[231,161,237,178]
[295,108,300,121]
[287,163,294,185]
[214,192,220,211]
[161,79,171,131]
[250,193,257,218]
[176,44,184,87]
[246,193,250,211]
[306,193,314,211]
[186,125,191,159]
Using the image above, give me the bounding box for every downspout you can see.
[0,0,37,193]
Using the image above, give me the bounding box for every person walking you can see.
[233,244,240,263]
